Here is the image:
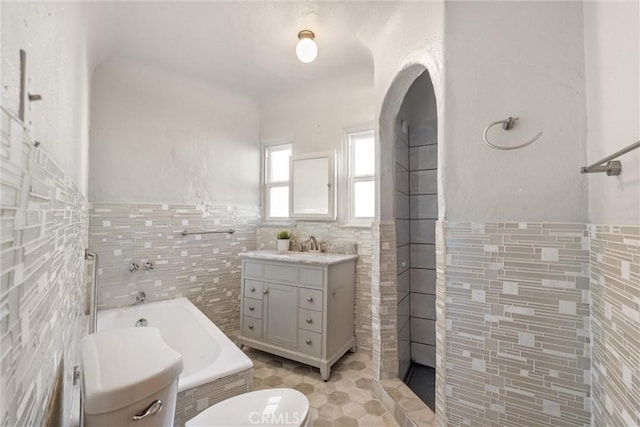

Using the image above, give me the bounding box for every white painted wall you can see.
[89,59,261,206]
[1,1,92,194]
[259,67,374,154]
[443,1,588,222]
[584,1,640,225]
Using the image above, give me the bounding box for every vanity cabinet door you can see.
[263,282,298,348]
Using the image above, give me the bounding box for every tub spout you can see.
[135,292,146,304]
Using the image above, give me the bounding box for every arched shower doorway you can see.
[374,60,443,420]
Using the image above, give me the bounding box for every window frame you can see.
[262,140,293,222]
[341,125,375,226]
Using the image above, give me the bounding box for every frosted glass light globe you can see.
[296,37,317,63]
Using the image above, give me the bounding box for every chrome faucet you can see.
[307,236,318,251]
[135,292,146,304]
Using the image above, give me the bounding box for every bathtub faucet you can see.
[135,292,146,305]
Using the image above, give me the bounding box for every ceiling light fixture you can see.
[296,30,317,63]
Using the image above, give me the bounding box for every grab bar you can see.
[180,229,235,236]
[580,140,640,176]
[85,249,99,334]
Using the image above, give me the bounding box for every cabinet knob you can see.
[305,339,312,345]
[306,296,313,302]
[248,324,254,330]
[250,287,255,292]
[306,318,312,324]
[263,288,269,295]
[249,306,255,311]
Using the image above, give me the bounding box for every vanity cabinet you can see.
[238,251,357,381]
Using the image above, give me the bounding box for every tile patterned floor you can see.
[244,348,399,427]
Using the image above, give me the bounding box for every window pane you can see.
[269,186,289,217]
[270,148,291,182]
[354,180,375,217]
[353,135,374,176]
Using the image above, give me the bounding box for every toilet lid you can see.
[186,388,309,427]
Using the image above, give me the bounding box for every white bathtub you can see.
[97,297,253,392]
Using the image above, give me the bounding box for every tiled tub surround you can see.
[175,369,253,427]
[0,111,89,426]
[590,225,640,427]
[443,222,591,426]
[89,203,259,337]
[257,223,373,352]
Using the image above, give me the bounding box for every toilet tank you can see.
[81,327,183,427]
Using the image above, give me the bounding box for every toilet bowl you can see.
[186,388,310,427]
[81,327,183,427]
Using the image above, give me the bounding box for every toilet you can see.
[82,328,309,427]
[81,327,183,427]
[185,388,310,427]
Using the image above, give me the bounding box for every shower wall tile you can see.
[411,269,436,295]
[396,192,410,219]
[257,223,373,352]
[396,219,410,247]
[410,293,436,320]
[411,219,436,244]
[408,121,437,147]
[412,342,437,367]
[409,170,438,195]
[590,225,640,427]
[89,203,260,338]
[443,221,591,426]
[409,145,438,171]
[410,244,436,269]
[396,167,409,194]
[410,318,436,345]
[1,111,88,427]
[409,195,438,219]
[397,269,410,299]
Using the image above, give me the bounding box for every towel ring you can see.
[483,116,543,150]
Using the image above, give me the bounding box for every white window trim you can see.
[340,124,375,227]
[261,140,293,223]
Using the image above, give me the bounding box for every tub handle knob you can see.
[306,318,312,324]
[248,324,254,330]
[305,339,312,345]
[132,399,163,421]
[250,287,255,292]
[249,306,255,311]
[307,296,313,302]
[263,288,269,295]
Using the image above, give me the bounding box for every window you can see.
[264,142,292,220]
[345,129,375,223]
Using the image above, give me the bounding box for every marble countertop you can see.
[240,250,358,265]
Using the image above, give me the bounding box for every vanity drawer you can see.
[299,288,323,311]
[298,308,322,333]
[244,280,263,299]
[299,267,324,288]
[264,263,298,283]
[244,261,264,278]
[243,316,262,338]
[244,298,262,319]
[298,330,322,357]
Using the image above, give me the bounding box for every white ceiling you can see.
[88,1,405,98]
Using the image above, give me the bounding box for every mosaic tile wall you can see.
[89,203,260,338]
[0,108,88,426]
[174,368,253,427]
[370,221,399,380]
[443,222,591,426]
[435,220,448,426]
[590,225,640,427]
[257,223,373,352]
